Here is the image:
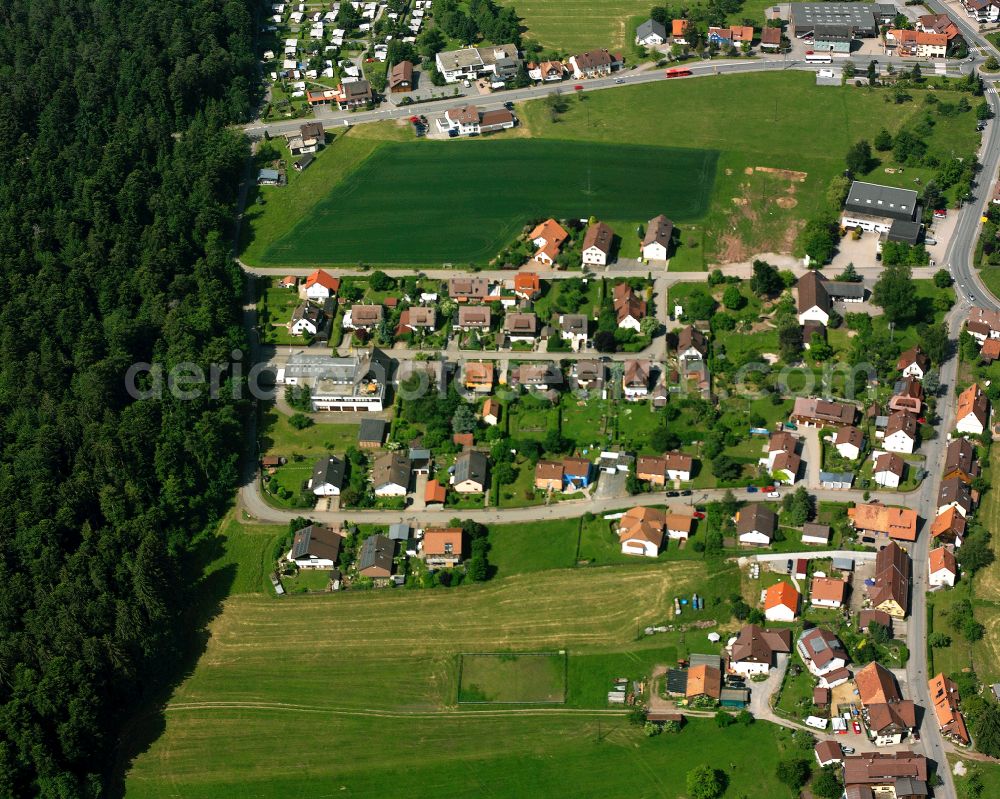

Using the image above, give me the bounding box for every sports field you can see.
[257,139,717,266]
[457,652,567,703]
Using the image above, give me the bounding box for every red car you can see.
[852,721,862,735]
[574,84,584,91]
[934,209,947,219]
[763,485,775,492]
[693,511,706,520]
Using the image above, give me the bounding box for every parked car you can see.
[681,490,692,496]
[767,492,780,499]
[852,721,862,734]
[786,559,793,573]
[843,746,856,754]
[934,208,947,219]
[614,77,625,84]
[573,84,584,91]
[763,486,774,492]
[666,491,679,497]
[693,511,706,520]
[746,486,758,493]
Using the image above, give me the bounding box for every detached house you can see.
[345,304,384,331]
[304,269,341,301]
[677,325,708,362]
[797,627,848,676]
[613,283,646,331]
[309,456,345,496]
[528,60,566,82]
[290,302,324,336]
[635,18,668,45]
[568,48,621,79]
[882,411,918,454]
[503,313,538,343]
[855,662,916,747]
[288,524,343,569]
[618,506,667,557]
[791,397,857,428]
[671,19,691,44]
[897,347,930,380]
[581,221,614,266]
[929,672,971,745]
[937,477,973,518]
[929,546,958,588]
[835,426,865,460]
[622,359,650,400]
[357,534,394,579]
[764,582,800,622]
[560,314,589,351]
[873,452,906,489]
[943,438,979,484]
[463,362,494,393]
[449,276,490,302]
[636,452,693,485]
[955,382,989,435]
[729,624,792,677]
[868,541,911,618]
[337,79,373,110]
[397,306,436,334]
[848,503,919,544]
[514,271,541,300]
[641,214,674,260]
[534,460,564,492]
[797,271,831,327]
[422,528,464,568]
[736,503,777,547]
[388,59,414,92]
[371,452,411,497]
[931,506,966,547]
[457,305,491,332]
[529,218,569,266]
[452,450,488,493]
[967,305,1000,343]
[765,431,800,485]
[810,577,847,610]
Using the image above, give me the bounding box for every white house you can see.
[897,347,930,380]
[729,625,792,677]
[581,221,613,267]
[764,582,800,622]
[956,383,989,435]
[641,214,673,261]
[737,504,777,547]
[559,314,588,351]
[290,303,323,336]
[835,426,864,460]
[437,104,480,136]
[882,411,917,455]
[287,524,343,569]
[809,577,847,611]
[617,507,665,558]
[309,456,344,496]
[797,627,848,676]
[797,271,831,327]
[371,453,411,497]
[664,452,694,482]
[929,546,957,588]
[872,451,905,489]
[304,269,339,301]
[635,18,667,46]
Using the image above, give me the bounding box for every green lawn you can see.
[458,652,567,703]
[498,0,657,52]
[254,138,716,266]
[258,405,359,456]
[488,517,581,575]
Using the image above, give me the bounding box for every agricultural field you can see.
[123,516,773,797]
[255,138,716,266]
[243,72,980,270]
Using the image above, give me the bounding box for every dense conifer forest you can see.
[0,0,256,794]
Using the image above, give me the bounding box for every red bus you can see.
[665,68,692,78]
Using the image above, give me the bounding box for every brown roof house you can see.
[641,214,674,261]
[868,541,911,618]
[388,59,414,92]
[613,283,646,332]
[457,305,491,331]
[346,304,384,331]
[677,325,708,362]
[581,221,614,266]
[736,503,777,547]
[791,396,857,428]
[371,452,411,497]
[797,270,831,327]
[797,627,848,678]
[943,437,979,484]
[288,524,344,569]
[503,312,538,343]
[685,664,722,702]
[729,624,792,676]
[855,662,915,746]
[463,362,494,393]
[356,533,394,580]
[897,346,930,380]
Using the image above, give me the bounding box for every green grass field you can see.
[458,652,567,703]
[257,138,716,266]
[244,73,980,269]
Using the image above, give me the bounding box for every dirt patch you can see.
[780,219,806,253]
[776,197,798,209]
[725,168,734,175]
[744,167,754,175]
[732,197,749,206]
[755,166,808,182]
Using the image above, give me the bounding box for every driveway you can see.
[748,653,789,722]
[801,427,822,489]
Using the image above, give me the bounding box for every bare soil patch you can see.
[755,166,808,182]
